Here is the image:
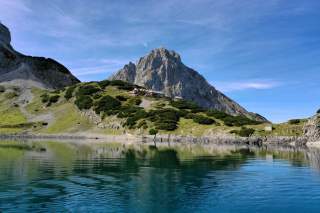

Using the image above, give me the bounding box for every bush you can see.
[148,109,180,131]
[127,97,142,106]
[170,99,198,110]
[193,115,215,125]
[238,127,255,137]
[49,95,60,104]
[206,110,229,119]
[317,109,320,114]
[76,84,101,96]
[116,95,128,101]
[185,113,195,119]
[75,95,93,110]
[64,86,76,100]
[109,80,136,90]
[93,93,102,99]
[5,92,18,99]
[0,85,5,93]
[230,127,255,137]
[94,95,121,114]
[124,117,137,129]
[41,93,49,103]
[137,120,148,129]
[288,119,301,125]
[149,128,158,135]
[222,115,261,127]
[98,80,110,88]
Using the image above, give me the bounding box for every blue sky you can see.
[0,0,319,123]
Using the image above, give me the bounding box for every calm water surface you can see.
[1,140,320,212]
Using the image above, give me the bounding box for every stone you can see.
[110,47,267,121]
[0,22,79,89]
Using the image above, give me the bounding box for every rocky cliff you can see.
[110,48,266,121]
[0,23,79,89]
[304,114,320,142]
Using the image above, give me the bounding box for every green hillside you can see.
[0,81,306,137]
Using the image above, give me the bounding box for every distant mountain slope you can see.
[110,48,267,121]
[0,22,79,89]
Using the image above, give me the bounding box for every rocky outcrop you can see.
[110,48,267,121]
[0,22,80,89]
[303,115,320,142]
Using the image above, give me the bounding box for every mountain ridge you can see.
[110,48,267,122]
[0,22,80,89]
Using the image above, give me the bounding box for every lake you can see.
[1,140,320,212]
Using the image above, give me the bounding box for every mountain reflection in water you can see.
[1,140,320,212]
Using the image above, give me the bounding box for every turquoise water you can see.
[1,141,320,212]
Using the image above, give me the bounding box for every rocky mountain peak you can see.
[137,47,181,71]
[0,22,11,45]
[110,48,267,121]
[0,22,80,89]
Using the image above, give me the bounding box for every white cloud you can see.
[214,80,281,92]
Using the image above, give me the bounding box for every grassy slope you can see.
[0,90,27,134]
[0,83,307,137]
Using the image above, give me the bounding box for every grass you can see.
[41,103,92,134]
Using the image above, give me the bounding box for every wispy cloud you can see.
[214,80,281,92]
[71,58,128,76]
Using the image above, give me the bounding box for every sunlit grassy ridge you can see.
[0,80,308,137]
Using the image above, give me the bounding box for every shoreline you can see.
[0,133,310,147]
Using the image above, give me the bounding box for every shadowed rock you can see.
[110,47,267,121]
[0,22,79,89]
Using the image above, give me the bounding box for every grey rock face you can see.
[110,48,267,121]
[304,115,320,141]
[0,23,80,89]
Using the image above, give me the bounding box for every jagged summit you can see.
[110,47,267,121]
[0,22,79,89]
[0,22,11,45]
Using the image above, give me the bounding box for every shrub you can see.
[288,119,301,125]
[93,93,102,99]
[76,84,101,96]
[109,80,138,91]
[98,80,110,88]
[185,113,195,119]
[75,95,93,110]
[0,85,5,93]
[41,93,49,103]
[149,128,158,135]
[64,86,76,100]
[238,127,255,137]
[127,97,142,106]
[155,122,177,131]
[170,99,198,110]
[222,115,261,127]
[230,127,255,137]
[193,115,215,125]
[148,109,180,131]
[317,109,320,114]
[177,109,188,117]
[137,120,148,129]
[124,117,137,128]
[206,110,229,119]
[94,95,121,114]
[116,95,128,101]
[5,92,18,99]
[49,95,60,104]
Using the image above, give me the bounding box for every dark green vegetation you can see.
[41,93,60,106]
[288,119,301,125]
[230,127,255,137]
[60,81,263,134]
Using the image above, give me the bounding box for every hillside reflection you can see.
[1,140,320,211]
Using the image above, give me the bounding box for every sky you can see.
[0,0,319,123]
